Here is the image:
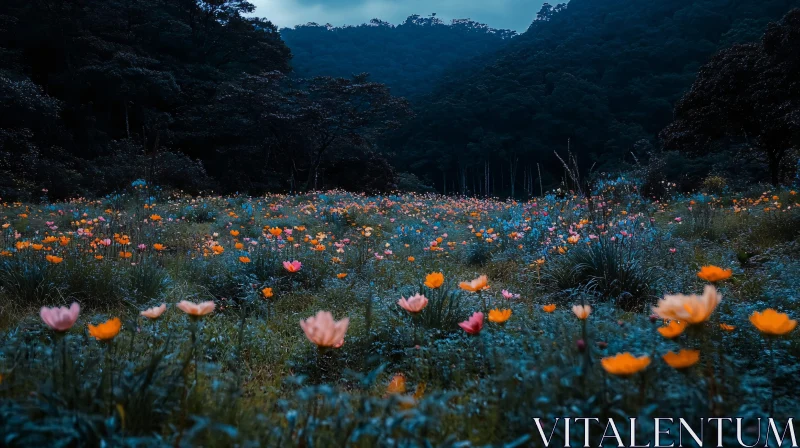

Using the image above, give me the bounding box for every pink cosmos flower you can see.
[300,311,349,348]
[397,293,429,314]
[459,312,484,335]
[501,289,520,300]
[283,260,302,272]
[140,304,167,319]
[40,302,80,331]
[176,300,215,316]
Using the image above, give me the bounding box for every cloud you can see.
[250,0,543,32]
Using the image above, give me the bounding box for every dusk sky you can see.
[251,0,546,32]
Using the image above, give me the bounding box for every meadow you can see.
[0,179,799,446]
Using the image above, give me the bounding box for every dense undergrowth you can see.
[0,179,799,446]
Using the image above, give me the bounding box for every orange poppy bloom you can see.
[230,230,240,237]
[386,373,406,395]
[119,251,132,259]
[662,350,700,369]
[212,245,224,255]
[601,353,651,376]
[337,273,348,279]
[235,242,244,250]
[459,275,488,292]
[88,317,122,341]
[269,228,282,236]
[542,304,556,313]
[750,309,797,335]
[262,287,273,299]
[697,265,732,282]
[45,255,63,264]
[488,308,512,324]
[408,256,415,262]
[719,323,736,331]
[239,256,251,263]
[424,272,444,289]
[153,243,165,251]
[657,320,687,339]
[149,214,162,221]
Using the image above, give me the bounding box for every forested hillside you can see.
[281,15,516,98]
[0,0,409,199]
[389,0,800,195]
[1,0,798,200]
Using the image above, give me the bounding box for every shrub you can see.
[543,238,658,310]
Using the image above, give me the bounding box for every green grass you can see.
[0,187,799,446]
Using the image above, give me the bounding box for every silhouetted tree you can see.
[661,8,800,185]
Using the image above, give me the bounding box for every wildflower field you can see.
[1,181,799,446]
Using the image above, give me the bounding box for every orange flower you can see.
[230,230,240,237]
[235,242,244,250]
[750,309,797,335]
[459,275,488,292]
[153,243,165,251]
[94,255,104,260]
[212,244,224,255]
[657,320,687,339]
[652,285,721,324]
[58,236,70,246]
[572,304,591,320]
[337,273,348,279]
[177,300,216,317]
[662,349,700,369]
[46,255,63,264]
[424,272,444,289]
[719,323,736,331]
[542,304,556,313]
[238,256,251,263]
[386,373,406,395]
[119,251,133,259]
[88,317,122,341]
[407,256,415,262]
[262,287,274,299]
[32,244,43,250]
[488,308,512,324]
[149,214,162,222]
[269,227,282,237]
[601,352,651,376]
[697,265,732,282]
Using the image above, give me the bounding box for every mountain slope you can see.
[281,15,516,98]
[390,0,800,194]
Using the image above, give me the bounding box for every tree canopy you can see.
[280,15,516,98]
[660,8,800,185]
[386,0,800,195]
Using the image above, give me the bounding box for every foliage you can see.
[387,0,800,195]
[660,8,800,185]
[281,15,516,99]
[0,186,798,445]
[0,0,410,199]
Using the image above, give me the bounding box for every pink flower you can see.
[40,302,80,331]
[459,312,484,335]
[669,248,677,254]
[674,217,682,222]
[140,304,167,319]
[300,311,349,348]
[176,300,215,317]
[283,260,302,272]
[397,294,428,313]
[501,289,519,299]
